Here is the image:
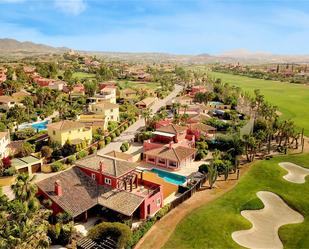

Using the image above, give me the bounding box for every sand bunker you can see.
[232,191,303,249]
[279,162,309,184]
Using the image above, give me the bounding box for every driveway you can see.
[98,84,183,155]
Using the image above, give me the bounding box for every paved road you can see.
[97,84,183,155]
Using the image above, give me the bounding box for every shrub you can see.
[97,140,105,149]
[88,222,131,249]
[2,156,11,168]
[89,146,97,154]
[51,161,64,172]
[76,150,88,159]
[120,141,130,152]
[93,133,103,141]
[14,128,36,140]
[41,146,53,158]
[198,164,209,174]
[18,142,35,157]
[2,166,17,176]
[110,133,116,141]
[115,129,121,137]
[105,136,111,145]
[66,155,76,164]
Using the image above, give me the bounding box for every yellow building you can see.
[47,120,92,146]
[89,102,119,123]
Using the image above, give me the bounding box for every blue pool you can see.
[31,120,48,131]
[149,168,186,185]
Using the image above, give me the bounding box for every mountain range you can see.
[1,38,309,64]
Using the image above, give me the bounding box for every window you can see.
[91,173,96,180]
[157,198,161,207]
[53,131,56,135]
[68,131,71,134]
[105,178,111,185]
[169,161,177,168]
[110,109,113,112]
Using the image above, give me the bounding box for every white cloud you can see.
[54,0,86,15]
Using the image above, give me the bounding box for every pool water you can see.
[150,168,186,185]
[31,120,48,131]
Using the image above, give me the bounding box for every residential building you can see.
[144,144,196,170]
[47,120,92,146]
[186,123,216,140]
[135,97,156,109]
[12,90,31,102]
[93,85,117,104]
[37,155,164,221]
[0,131,10,158]
[144,124,194,152]
[207,101,231,110]
[0,95,21,111]
[11,155,43,175]
[104,150,134,162]
[89,102,119,123]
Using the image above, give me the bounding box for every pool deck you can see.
[138,160,208,177]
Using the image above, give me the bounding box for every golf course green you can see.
[210,72,309,136]
[163,153,309,249]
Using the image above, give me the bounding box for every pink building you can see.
[143,124,196,170]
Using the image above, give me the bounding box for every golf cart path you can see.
[279,162,309,184]
[232,191,304,249]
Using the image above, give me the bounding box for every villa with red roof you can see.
[36,154,163,221]
[143,124,196,170]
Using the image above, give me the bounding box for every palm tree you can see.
[66,80,76,102]
[141,108,152,129]
[21,96,34,117]
[11,174,37,202]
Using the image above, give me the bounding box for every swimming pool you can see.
[20,120,49,131]
[31,120,48,131]
[149,168,186,185]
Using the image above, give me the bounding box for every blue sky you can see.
[0,0,309,54]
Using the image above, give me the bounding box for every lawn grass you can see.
[163,153,309,249]
[117,80,160,90]
[72,71,96,80]
[210,72,309,136]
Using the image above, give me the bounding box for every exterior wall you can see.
[144,154,180,170]
[0,101,18,111]
[0,132,10,158]
[91,105,119,123]
[77,166,118,188]
[48,127,92,146]
[37,189,64,216]
[139,185,163,219]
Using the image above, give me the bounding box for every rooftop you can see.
[144,146,196,162]
[75,154,137,177]
[156,124,187,135]
[104,150,134,161]
[47,120,85,131]
[37,167,145,217]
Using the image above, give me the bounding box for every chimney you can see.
[169,142,173,149]
[54,180,63,196]
[99,161,104,173]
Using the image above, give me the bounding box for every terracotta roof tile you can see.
[46,120,85,131]
[144,146,196,162]
[75,154,136,177]
[156,124,187,135]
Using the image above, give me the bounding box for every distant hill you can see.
[0,38,69,57]
[1,38,309,64]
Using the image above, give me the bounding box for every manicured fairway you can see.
[210,72,309,136]
[72,71,96,79]
[163,153,309,249]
